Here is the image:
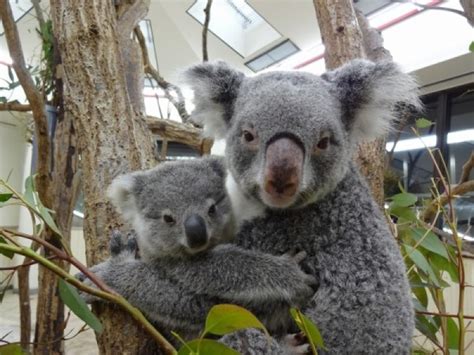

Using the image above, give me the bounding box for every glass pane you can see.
[447,91,474,240]
[386,106,436,196]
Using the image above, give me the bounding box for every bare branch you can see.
[117,0,150,39]
[391,0,473,25]
[423,180,474,222]
[202,0,213,62]
[135,26,190,122]
[0,102,32,112]
[460,152,474,184]
[147,117,212,154]
[31,0,47,30]
[0,0,51,202]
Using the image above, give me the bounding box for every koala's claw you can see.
[110,230,126,256]
[282,333,311,355]
[292,251,307,264]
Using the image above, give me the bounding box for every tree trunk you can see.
[50,1,158,353]
[313,0,386,206]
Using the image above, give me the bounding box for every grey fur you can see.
[179,60,420,354]
[83,156,315,345]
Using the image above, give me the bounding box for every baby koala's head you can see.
[107,156,234,260]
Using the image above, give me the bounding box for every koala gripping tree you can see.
[50,0,158,353]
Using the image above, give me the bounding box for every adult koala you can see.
[181,59,420,354]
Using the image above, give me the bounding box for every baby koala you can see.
[82,156,316,342]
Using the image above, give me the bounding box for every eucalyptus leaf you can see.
[429,253,459,283]
[447,317,459,349]
[389,205,417,222]
[415,118,433,129]
[0,193,13,202]
[7,65,14,83]
[411,227,448,259]
[404,245,440,287]
[415,315,439,345]
[410,272,428,307]
[391,193,417,207]
[470,41,474,52]
[0,237,14,259]
[204,304,268,337]
[24,175,36,207]
[177,339,239,355]
[0,343,26,355]
[58,279,103,333]
[290,308,326,352]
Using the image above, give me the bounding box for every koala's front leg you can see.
[165,244,317,307]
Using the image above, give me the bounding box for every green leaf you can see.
[204,304,268,337]
[391,192,417,207]
[469,41,474,52]
[415,118,433,129]
[0,343,26,355]
[410,272,428,307]
[411,227,449,259]
[404,245,440,287]
[447,317,459,349]
[429,254,459,283]
[415,315,439,345]
[0,237,14,259]
[58,279,103,333]
[177,339,239,355]
[389,205,417,223]
[38,203,61,236]
[412,298,427,312]
[290,308,326,353]
[24,175,36,207]
[0,193,13,202]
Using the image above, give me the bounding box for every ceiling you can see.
[147,0,321,81]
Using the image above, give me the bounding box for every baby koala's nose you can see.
[184,214,208,249]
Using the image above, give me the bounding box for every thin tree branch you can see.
[459,152,474,184]
[31,0,47,30]
[134,26,189,122]
[0,243,177,355]
[202,0,213,62]
[0,0,51,202]
[417,310,474,320]
[0,102,32,112]
[391,0,473,25]
[423,180,474,222]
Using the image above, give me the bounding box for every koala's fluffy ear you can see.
[322,59,421,142]
[107,174,142,223]
[181,61,245,139]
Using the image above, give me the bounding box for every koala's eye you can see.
[208,204,216,216]
[316,136,330,150]
[243,130,255,142]
[163,214,175,225]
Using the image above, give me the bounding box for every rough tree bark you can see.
[50,1,160,353]
[1,2,80,353]
[313,0,386,206]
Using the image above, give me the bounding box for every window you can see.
[187,0,281,58]
[353,0,392,15]
[0,0,32,35]
[139,20,159,88]
[245,40,299,72]
[387,84,474,240]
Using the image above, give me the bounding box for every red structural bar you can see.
[294,0,442,69]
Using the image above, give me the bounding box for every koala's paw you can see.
[281,333,311,355]
[109,229,139,260]
[75,261,113,304]
[277,251,318,305]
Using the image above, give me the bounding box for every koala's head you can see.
[107,157,233,260]
[182,60,420,209]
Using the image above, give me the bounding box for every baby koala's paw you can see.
[277,251,318,305]
[281,332,311,355]
[109,229,139,261]
[75,265,106,304]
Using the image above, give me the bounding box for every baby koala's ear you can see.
[107,173,142,223]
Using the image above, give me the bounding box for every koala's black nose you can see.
[184,214,208,249]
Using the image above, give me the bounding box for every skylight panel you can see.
[187,0,281,57]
